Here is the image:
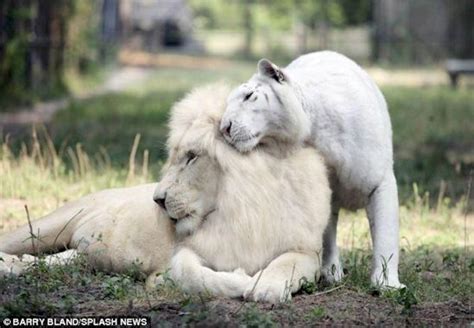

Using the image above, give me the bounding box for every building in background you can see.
[122,0,194,51]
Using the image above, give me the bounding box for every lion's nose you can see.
[153,192,167,210]
[220,120,232,138]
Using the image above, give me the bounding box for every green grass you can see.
[0,81,68,112]
[387,86,474,203]
[0,67,109,112]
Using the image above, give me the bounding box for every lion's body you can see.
[221,51,403,288]
[0,184,175,279]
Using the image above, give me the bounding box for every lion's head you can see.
[153,85,229,237]
[153,145,221,237]
[219,59,311,152]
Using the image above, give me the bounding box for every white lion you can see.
[220,51,403,288]
[153,84,331,303]
[0,84,331,303]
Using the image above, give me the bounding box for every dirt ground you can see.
[111,291,472,327]
[1,269,471,327]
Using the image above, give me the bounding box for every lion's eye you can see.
[243,91,254,101]
[186,151,198,165]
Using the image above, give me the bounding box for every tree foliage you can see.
[0,0,101,108]
[189,0,372,30]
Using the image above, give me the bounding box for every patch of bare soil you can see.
[20,291,474,326]
[1,268,471,327]
[81,291,471,326]
[210,291,470,327]
[159,294,469,327]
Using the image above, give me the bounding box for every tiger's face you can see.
[220,59,310,152]
[220,80,287,152]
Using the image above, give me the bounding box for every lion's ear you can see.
[257,58,286,83]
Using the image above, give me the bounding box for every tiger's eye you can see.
[244,91,254,101]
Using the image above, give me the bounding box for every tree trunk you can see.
[33,0,51,89]
[319,0,329,50]
[447,0,474,58]
[243,0,253,58]
[100,0,121,62]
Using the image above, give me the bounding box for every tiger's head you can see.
[220,59,311,152]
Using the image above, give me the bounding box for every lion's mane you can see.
[168,84,331,276]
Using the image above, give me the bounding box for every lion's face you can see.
[153,143,220,237]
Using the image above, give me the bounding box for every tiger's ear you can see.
[257,58,286,83]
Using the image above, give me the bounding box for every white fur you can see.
[0,252,34,276]
[156,84,331,302]
[221,51,403,288]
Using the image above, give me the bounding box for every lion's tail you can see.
[0,200,86,255]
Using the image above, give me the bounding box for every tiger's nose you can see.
[153,192,167,210]
[220,120,232,138]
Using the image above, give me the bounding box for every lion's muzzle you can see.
[153,191,167,210]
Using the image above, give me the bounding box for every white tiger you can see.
[220,51,404,289]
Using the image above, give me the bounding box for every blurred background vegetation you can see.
[0,0,473,210]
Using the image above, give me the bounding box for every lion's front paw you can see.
[0,253,32,276]
[145,272,166,290]
[244,275,291,303]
